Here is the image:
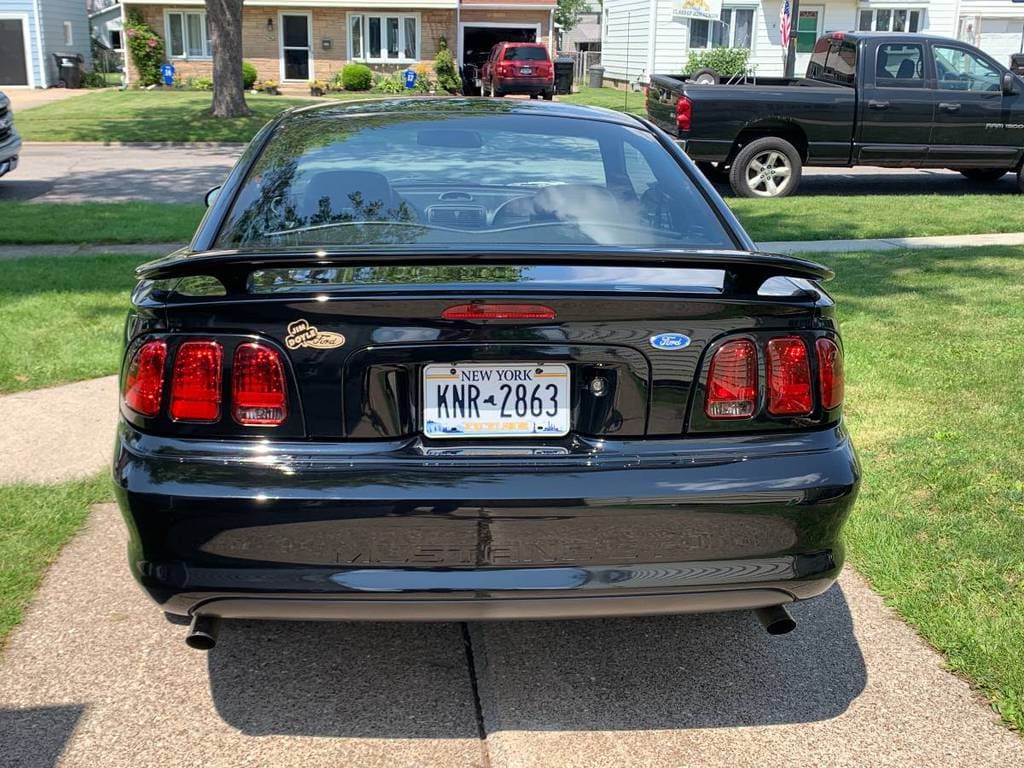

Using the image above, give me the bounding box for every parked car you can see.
[647,32,1024,197]
[481,42,554,100]
[0,91,21,180]
[115,98,859,649]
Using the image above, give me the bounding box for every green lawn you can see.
[560,86,646,115]
[0,475,112,645]
[732,194,1024,242]
[827,245,1024,730]
[14,90,314,143]
[0,253,147,393]
[0,202,203,245]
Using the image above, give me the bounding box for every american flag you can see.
[779,0,793,49]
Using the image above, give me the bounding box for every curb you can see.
[0,242,183,261]
[21,141,248,149]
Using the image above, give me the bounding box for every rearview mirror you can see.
[205,185,222,208]
[1003,71,1017,96]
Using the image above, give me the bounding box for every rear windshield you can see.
[807,38,857,85]
[214,110,734,251]
[503,46,547,61]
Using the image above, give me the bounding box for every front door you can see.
[0,18,29,86]
[928,41,1022,167]
[856,41,933,165]
[281,14,311,81]
[794,6,823,75]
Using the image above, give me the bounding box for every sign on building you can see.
[673,0,724,22]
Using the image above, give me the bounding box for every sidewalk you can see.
[1,231,1023,261]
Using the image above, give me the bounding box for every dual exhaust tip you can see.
[181,605,795,651]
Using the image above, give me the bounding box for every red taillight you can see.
[498,63,511,77]
[676,95,692,132]
[123,340,167,417]
[705,339,757,419]
[442,303,556,320]
[766,337,813,416]
[169,341,223,422]
[816,338,844,410]
[232,343,288,426]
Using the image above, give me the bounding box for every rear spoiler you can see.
[137,248,832,296]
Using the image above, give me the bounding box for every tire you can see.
[696,161,730,184]
[957,168,1009,182]
[1017,166,1024,194]
[542,90,554,101]
[530,93,539,99]
[729,137,802,198]
[691,68,719,86]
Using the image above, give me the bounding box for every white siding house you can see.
[600,0,1024,83]
[0,0,92,87]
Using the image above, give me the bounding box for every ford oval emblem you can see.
[650,333,691,350]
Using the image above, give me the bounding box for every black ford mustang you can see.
[114,99,859,649]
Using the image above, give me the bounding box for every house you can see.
[599,0,1024,84]
[120,0,557,85]
[0,0,93,87]
[558,2,602,55]
[90,1,124,53]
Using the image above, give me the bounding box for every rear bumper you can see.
[496,78,552,94]
[0,130,20,177]
[114,422,860,621]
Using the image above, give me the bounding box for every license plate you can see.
[423,363,570,438]
[520,67,533,75]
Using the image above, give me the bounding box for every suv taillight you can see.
[676,95,692,132]
[705,339,757,419]
[766,337,813,416]
[123,340,167,417]
[232,343,287,426]
[169,341,223,422]
[816,338,844,409]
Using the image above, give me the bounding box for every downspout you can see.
[549,6,555,52]
[645,0,657,84]
[33,0,47,87]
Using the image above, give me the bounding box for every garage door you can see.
[462,25,537,68]
[0,18,29,86]
[978,18,1024,69]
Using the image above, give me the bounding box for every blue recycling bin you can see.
[404,68,417,89]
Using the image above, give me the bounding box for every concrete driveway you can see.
[3,89,96,113]
[2,142,1021,205]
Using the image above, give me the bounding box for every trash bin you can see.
[52,53,85,89]
[1012,53,1024,76]
[587,65,605,89]
[554,56,575,95]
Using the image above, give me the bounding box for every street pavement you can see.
[3,142,1021,205]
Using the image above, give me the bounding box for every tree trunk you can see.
[206,0,250,117]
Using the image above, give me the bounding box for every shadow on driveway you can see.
[0,704,85,768]
[206,582,864,737]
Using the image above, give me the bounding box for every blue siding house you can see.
[1,0,92,88]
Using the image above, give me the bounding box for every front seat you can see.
[299,170,413,222]
[896,58,916,79]
[876,50,893,79]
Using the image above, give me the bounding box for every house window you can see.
[347,13,419,62]
[690,7,755,50]
[858,8,922,33]
[63,21,73,46]
[795,9,820,53]
[166,10,211,59]
[110,30,122,49]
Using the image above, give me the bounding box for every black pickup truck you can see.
[647,32,1024,197]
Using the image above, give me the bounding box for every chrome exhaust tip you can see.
[756,604,796,635]
[185,614,219,650]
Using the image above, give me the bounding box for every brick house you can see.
[121,0,556,85]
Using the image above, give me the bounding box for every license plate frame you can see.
[519,66,533,75]
[422,362,571,439]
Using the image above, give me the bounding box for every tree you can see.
[205,0,250,117]
[555,0,591,33]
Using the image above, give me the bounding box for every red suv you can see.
[481,42,554,100]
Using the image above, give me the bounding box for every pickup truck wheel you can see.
[1018,166,1024,194]
[730,138,802,198]
[957,168,1009,182]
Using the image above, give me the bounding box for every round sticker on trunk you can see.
[650,333,691,350]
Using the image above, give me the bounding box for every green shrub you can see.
[81,70,108,88]
[372,72,405,94]
[123,11,164,86]
[685,48,750,77]
[190,75,213,91]
[341,63,373,91]
[242,61,258,89]
[434,37,461,94]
